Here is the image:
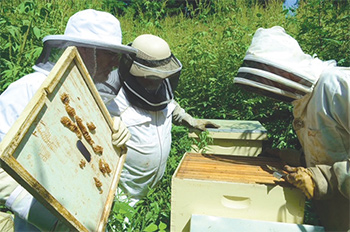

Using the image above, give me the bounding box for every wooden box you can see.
[171,153,305,232]
[0,47,126,232]
[190,214,325,232]
[188,119,268,156]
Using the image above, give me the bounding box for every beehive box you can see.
[0,47,126,232]
[190,214,325,232]
[171,153,305,232]
[188,119,268,156]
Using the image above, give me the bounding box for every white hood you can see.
[234,26,336,102]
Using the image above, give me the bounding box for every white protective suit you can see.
[0,9,134,231]
[0,71,62,232]
[235,26,349,231]
[292,67,350,231]
[97,70,198,201]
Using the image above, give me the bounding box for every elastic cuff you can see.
[5,186,23,209]
[308,166,332,200]
[5,186,33,219]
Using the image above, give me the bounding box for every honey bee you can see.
[104,162,111,174]
[60,116,82,139]
[79,159,86,168]
[93,145,103,155]
[99,159,111,174]
[65,104,76,118]
[93,177,102,194]
[75,116,94,145]
[60,93,70,105]
[86,122,96,131]
[99,159,106,174]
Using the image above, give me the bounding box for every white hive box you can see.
[171,152,305,232]
[190,214,325,232]
[0,47,126,232]
[188,119,268,156]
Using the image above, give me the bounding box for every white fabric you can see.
[235,26,337,100]
[234,77,302,100]
[6,185,64,231]
[5,186,32,219]
[0,168,19,204]
[43,9,124,50]
[245,26,336,85]
[0,72,44,230]
[0,9,132,231]
[0,70,55,231]
[293,67,350,169]
[292,67,350,231]
[238,67,312,93]
[104,81,176,200]
[0,72,46,141]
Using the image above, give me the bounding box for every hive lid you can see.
[189,119,268,140]
[0,47,126,232]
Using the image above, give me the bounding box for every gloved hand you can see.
[192,119,220,131]
[112,117,131,147]
[283,165,315,199]
[260,148,303,167]
[172,101,220,131]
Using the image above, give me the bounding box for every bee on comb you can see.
[60,116,82,139]
[60,93,70,105]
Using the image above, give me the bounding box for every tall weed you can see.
[0,0,348,230]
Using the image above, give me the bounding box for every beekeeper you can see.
[234,26,349,231]
[96,34,219,205]
[0,9,132,231]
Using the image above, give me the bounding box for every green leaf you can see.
[159,222,167,230]
[33,26,40,39]
[143,223,158,232]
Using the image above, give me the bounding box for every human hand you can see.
[112,117,131,147]
[193,119,220,131]
[283,165,315,199]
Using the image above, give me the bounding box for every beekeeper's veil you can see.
[33,9,136,81]
[234,26,336,102]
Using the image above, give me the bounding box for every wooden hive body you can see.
[189,119,268,156]
[171,153,305,232]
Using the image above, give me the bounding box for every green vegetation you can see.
[0,0,349,231]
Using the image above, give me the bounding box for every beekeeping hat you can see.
[234,26,336,102]
[33,9,136,75]
[119,34,182,111]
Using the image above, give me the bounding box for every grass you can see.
[0,0,349,231]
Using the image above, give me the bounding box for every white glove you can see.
[112,117,131,147]
[192,119,220,131]
[172,101,220,131]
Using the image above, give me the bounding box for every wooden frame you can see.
[0,46,126,231]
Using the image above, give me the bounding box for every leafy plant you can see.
[0,0,348,230]
[191,130,213,153]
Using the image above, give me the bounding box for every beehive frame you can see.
[0,46,126,231]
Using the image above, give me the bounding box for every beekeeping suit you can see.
[235,26,349,231]
[96,34,218,201]
[0,9,134,231]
